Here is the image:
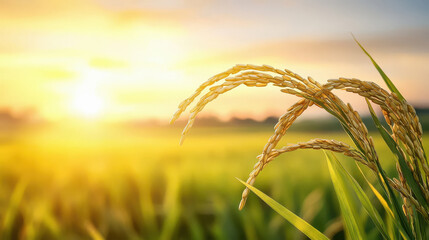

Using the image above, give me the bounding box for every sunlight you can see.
[69,70,106,119]
[143,37,184,65]
[71,91,104,119]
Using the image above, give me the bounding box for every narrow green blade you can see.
[366,99,414,239]
[327,153,389,239]
[356,164,394,217]
[356,164,409,240]
[326,152,365,240]
[353,35,405,102]
[366,99,428,209]
[414,208,426,240]
[237,178,329,240]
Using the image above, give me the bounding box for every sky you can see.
[1,0,429,123]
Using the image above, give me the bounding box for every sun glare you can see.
[71,91,104,119]
[69,70,106,119]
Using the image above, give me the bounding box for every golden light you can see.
[143,36,185,65]
[71,91,104,119]
[69,70,106,119]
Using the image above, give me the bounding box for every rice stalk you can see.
[172,60,429,229]
[325,78,429,204]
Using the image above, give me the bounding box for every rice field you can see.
[0,124,424,239]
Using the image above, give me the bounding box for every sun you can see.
[71,91,105,119]
[69,70,106,119]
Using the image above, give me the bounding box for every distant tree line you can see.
[186,107,429,133]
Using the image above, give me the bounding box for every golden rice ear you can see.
[171,64,304,125]
[177,71,287,144]
[175,67,322,145]
[170,65,244,124]
[173,63,429,218]
[325,78,429,180]
[239,137,378,210]
[239,99,312,210]
[171,42,429,224]
[266,139,370,167]
[171,64,323,126]
[241,74,379,210]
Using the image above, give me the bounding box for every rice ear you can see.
[239,99,312,210]
[172,62,429,220]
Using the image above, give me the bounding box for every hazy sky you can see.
[1,0,428,122]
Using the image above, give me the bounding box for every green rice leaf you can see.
[353,35,405,102]
[327,153,389,239]
[325,152,365,240]
[366,99,414,239]
[376,160,413,240]
[414,208,426,240]
[356,164,410,240]
[356,164,393,217]
[366,99,428,209]
[236,178,329,240]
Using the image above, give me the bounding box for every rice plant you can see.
[172,38,429,239]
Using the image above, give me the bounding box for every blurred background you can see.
[0,0,429,239]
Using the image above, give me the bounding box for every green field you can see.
[0,125,426,239]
